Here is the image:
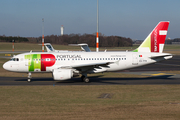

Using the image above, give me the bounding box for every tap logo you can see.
[151,22,169,52]
[153,28,158,52]
[25,54,56,71]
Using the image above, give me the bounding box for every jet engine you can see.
[52,69,73,80]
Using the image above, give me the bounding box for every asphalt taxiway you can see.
[0,75,180,85]
[0,55,180,86]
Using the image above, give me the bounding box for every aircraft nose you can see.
[3,62,9,70]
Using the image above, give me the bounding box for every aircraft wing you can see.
[72,62,112,68]
[60,62,113,69]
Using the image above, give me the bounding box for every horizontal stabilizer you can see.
[150,53,172,60]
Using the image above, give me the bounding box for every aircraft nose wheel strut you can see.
[27,72,31,82]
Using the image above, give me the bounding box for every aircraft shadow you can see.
[14,75,177,85]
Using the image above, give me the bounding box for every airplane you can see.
[44,43,91,52]
[3,21,172,83]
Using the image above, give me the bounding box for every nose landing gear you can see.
[27,72,31,82]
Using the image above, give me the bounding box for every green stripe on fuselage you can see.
[25,54,41,72]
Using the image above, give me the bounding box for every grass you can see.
[0,85,180,120]
[0,42,88,51]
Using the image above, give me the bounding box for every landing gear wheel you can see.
[27,78,31,82]
[83,77,90,83]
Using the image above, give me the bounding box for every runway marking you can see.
[142,73,176,76]
[155,63,180,67]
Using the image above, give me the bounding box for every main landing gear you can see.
[27,72,31,82]
[81,74,90,83]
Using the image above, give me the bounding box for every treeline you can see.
[0,36,28,42]
[28,34,133,47]
[165,38,180,44]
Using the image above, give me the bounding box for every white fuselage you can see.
[3,51,172,73]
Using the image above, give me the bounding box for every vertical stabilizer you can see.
[133,21,169,53]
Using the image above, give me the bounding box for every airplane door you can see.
[25,59,31,66]
[132,54,138,65]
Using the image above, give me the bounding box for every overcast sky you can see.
[0,0,180,40]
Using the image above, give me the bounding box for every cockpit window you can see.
[10,58,19,61]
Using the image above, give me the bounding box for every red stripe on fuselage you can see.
[41,54,56,71]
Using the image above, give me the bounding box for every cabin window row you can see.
[56,58,126,61]
[13,58,126,62]
[31,58,127,61]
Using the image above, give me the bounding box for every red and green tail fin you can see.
[133,21,169,53]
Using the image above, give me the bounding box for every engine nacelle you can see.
[53,69,73,81]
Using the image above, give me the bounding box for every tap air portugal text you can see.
[3,21,172,83]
